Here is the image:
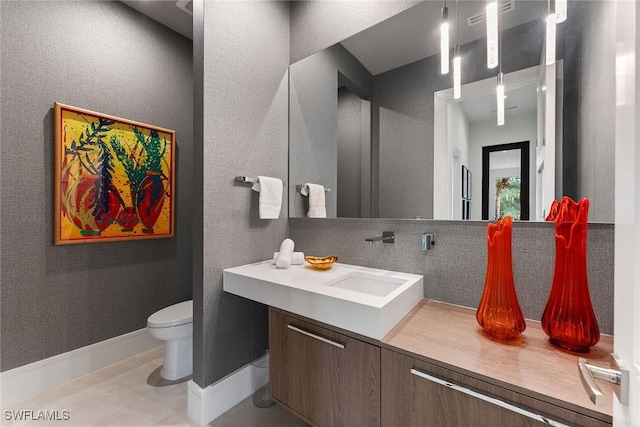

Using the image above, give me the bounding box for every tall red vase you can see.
[476,216,526,340]
[542,197,600,352]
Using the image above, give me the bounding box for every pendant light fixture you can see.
[453,0,461,98]
[546,0,556,65]
[441,0,449,74]
[496,72,505,126]
[496,4,504,126]
[486,0,498,69]
[555,0,567,23]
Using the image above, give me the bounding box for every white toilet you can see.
[147,300,193,381]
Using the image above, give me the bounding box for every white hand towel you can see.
[251,176,283,219]
[306,183,327,218]
[272,252,305,265]
[276,239,295,269]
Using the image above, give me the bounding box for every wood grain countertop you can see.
[381,300,614,423]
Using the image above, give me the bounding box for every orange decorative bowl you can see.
[304,255,338,270]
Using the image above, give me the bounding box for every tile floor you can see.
[1,347,308,427]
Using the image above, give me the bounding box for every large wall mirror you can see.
[289,0,615,222]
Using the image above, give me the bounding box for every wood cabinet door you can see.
[269,308,380,427]
[381,349,582,427]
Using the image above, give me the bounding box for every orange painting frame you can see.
[54,102,175,245]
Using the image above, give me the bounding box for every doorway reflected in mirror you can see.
[482,142,530,221]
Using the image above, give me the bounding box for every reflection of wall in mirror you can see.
[289,43,373,218]
[337,87,371,218]
[448,103,470,220]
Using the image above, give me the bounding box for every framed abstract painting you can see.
[54,102,175,244]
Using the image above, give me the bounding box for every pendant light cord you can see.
[498,0,502,74]
[455,0,459,54]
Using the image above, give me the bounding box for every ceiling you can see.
[121,0,193,40]
[121,1,547,69]
[341,0,547,76]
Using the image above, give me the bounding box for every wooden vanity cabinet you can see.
[381,349,610,427]
[269,305,611,427]
[269,308,381,427]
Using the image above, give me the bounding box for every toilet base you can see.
[161,338,193,381]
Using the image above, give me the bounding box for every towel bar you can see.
[235,176,258,184]
[235,176,285,186]
[296,184,331,194]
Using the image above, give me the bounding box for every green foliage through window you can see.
[495,177,521,220]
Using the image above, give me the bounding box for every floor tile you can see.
[155,408,200,427]
[208,398,309,427]
[2,348,307,427]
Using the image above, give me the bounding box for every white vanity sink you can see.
[322,272,406,297]
[223,261,423,340]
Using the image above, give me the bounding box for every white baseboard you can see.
[187,354,269,426]
[0,328,161,405]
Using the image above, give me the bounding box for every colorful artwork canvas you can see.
[54,103,175,244]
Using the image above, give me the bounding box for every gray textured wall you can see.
[197,0,290,388]
[289,218,614,335]
[575,1,615,223]
[290,1,420,64]
[0,1,193,372]
[337,88,366,218]
[289,44,372,218]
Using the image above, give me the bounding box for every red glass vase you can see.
[542,197,600,352]
[476,216,526,340]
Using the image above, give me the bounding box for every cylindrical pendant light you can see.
[453,0,461,98]
[546,0,556,65]
[546,13,556,65]
[496,72,505,126]
[555,0,567,23]
[496,6,504,126]
[453,50,461,99]
[486,0,498,69]
[441,3,449,74]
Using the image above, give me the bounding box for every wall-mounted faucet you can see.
[422,232,436,250]
[365,231,395,244]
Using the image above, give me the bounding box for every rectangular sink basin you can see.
[223,261,423,340]
[324,272,405,297]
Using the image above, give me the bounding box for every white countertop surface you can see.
[223,260,424,340]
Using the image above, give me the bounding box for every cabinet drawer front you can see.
[381,349,610,427]
[410,367,568,427]
[269,308,380,427]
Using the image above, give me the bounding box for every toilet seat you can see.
[147,300,192,328]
